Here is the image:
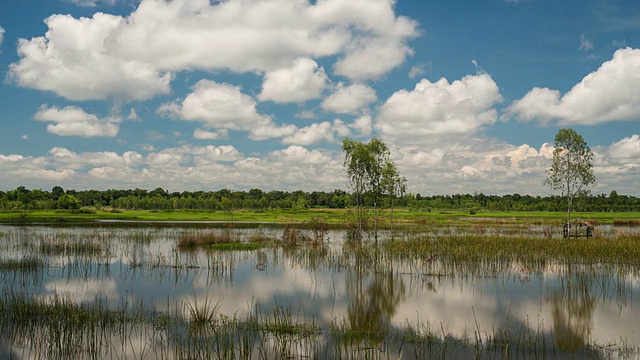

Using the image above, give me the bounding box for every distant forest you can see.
[1,186,640,212]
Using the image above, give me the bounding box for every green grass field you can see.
[1,208,638,225]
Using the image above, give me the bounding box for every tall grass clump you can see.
[0,256,46,271]
[177,230,237,250]
[382,235,640,276]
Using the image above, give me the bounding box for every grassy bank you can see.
[1,208,639,226]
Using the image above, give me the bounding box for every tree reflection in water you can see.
[550,274,596,352]
[344,262,406,343]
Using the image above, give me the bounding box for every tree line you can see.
[1,186,638,213]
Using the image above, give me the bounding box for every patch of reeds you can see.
[0,256,46,271]
[177,230,237,249]
[613,219,640,226]
[39,240,107,257]
[382,235,640,274]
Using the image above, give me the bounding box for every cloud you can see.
[321,83,377,114]
[64,0,117,7]
[281,119,350,146]
[506,47,640,125]
[9,13,172,101]
[127,108,138,121]
[0,27,4,48]
[159,79,295,140]
[376,73,503,142]
[258,58,328,103]
[2,134,640,195]
[332,7,418,80]
[9,0,417,101]
[34,105,120,137]
[349,115,372,137]
[608,134,640,159]
[579,34,594,51]
[193,129,228,140]
[49,147,143,169]
[409,63,430,79]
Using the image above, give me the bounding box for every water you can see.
[0,225,639,359]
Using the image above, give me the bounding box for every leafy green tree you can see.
[51,186,65,200]
[544,128,595,231]
[57,194,81,210]
[342,138,394,243]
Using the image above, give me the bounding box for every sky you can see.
[0,0,639,196]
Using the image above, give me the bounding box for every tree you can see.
[382,161,407,238]
[544,128,595,232]
[342,138,394,243]
[57,194,81,210]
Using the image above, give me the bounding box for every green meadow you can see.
[1,208,639,225]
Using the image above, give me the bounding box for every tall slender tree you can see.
[544,128,595,233]
[342,138,394,243]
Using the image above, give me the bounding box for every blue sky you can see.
[1,0,639,196]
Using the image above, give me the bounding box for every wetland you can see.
[0,220,639,359]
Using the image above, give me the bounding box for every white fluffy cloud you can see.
[349,115,372,137]
[34,105,120,137]
[0,27,5,48]
[159,80,295,140]
[2,135,640,195]
[281,119,350,146]
[258,58,328,103]
[9,0,417,101]
[193,129,228,140]
[321,83,377,114]
[9,13,172,101]
[376,73,503,141]
[608,134,640,160]
[506,47,640,125]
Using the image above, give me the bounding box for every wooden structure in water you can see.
[563,219,594,238]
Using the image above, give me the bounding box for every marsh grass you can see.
[209,242,265,251]
[0,256,46,271]
[613,219,640,226]
[0,287,637,359]
[177,228,280,251]
[39,240,107,257]
[177,230,238,249]
[382,235,640,272]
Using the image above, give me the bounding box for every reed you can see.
[0,256,46,271]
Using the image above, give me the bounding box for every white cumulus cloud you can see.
[609,134,640,159]
[158,80,295,140]
[34,105,120,137]
[281,120,350,146]
[0,26,5,48]
[193,129,228,140]
[321,83,377,114]
[258,58,328,103]
[376,73,503,142]
[506,47,640,125]
[349,115,373,137]
[9,13,172,101]
[9,0,418,101]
